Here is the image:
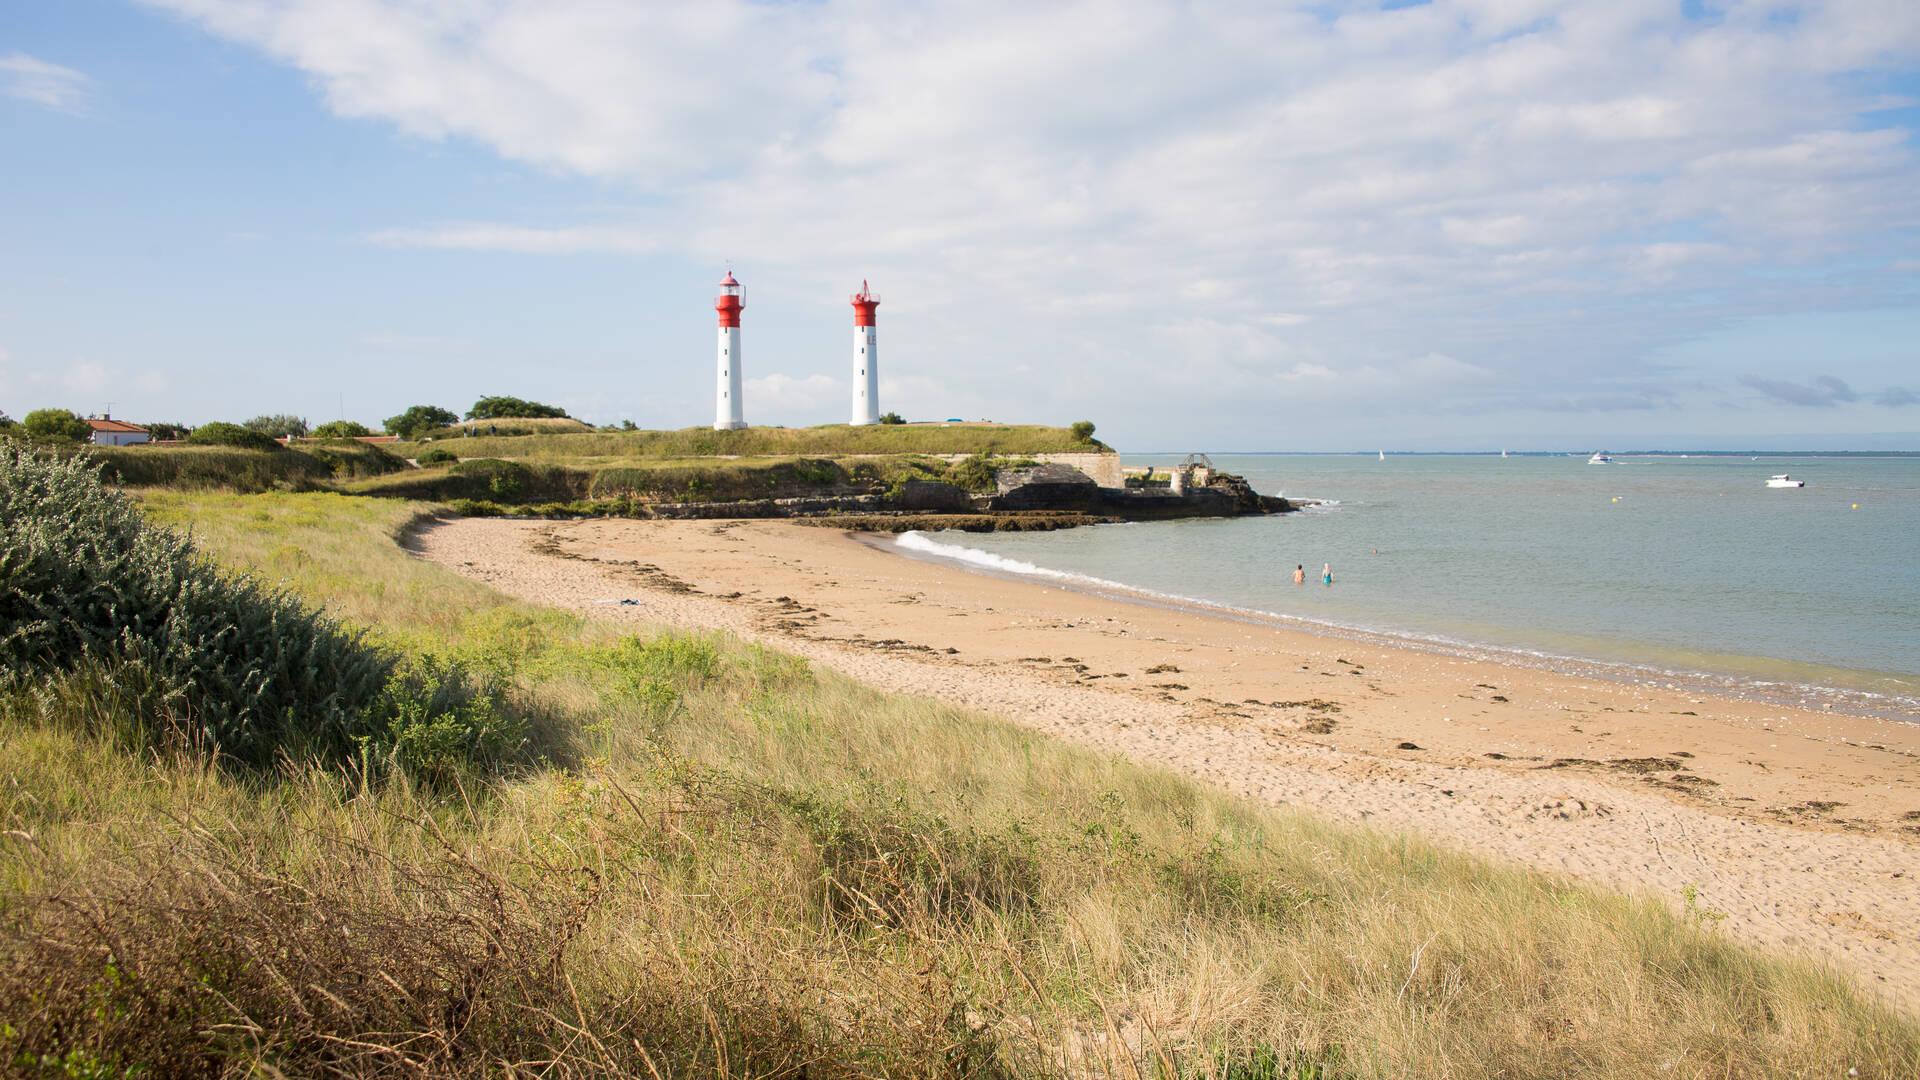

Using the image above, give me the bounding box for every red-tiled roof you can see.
[87,419,147,433]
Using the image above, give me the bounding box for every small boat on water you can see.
[1767,474,1805,488]
[1588,451,1613,465]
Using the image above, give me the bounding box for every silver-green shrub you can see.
[0,446,395,768]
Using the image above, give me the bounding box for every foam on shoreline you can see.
[888,529,1920,723]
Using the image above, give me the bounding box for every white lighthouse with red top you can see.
[714,269,745,430]
[850,280,880,426]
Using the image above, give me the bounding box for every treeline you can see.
[0,395,576,446]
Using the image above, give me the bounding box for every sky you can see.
[2,0,1918,452]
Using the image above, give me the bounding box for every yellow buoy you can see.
[1852,503,1860,509]
[1612,497,1620,503]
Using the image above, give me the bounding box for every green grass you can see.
[403,422,1109,461]
[1,490,1914,1078]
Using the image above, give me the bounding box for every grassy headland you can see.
[403,422,1108,461]
[1,469,1913,1076]
[36,424,1100,511]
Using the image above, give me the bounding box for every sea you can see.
[890,453,1920,721]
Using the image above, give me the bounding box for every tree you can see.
[384,405,459,441]
[185,422,281,451]
[243,414,308,439]
[466,396,567,420]
[141,422,190,441]
[22,408,94,444]
[878,412,905,425]
[1070,420,1097,444]
[312,420,374,439]
[0,409,15,432]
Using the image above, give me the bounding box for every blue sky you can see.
[3,0,1917,451]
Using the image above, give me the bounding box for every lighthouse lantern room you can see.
[714,270,746,430]
[850,280,880,426]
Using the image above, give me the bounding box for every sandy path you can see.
[412,516,1920,1010]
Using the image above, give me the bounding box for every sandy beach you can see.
[412,516,1920,1009]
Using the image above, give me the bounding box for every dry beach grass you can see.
[2,491,1914,1077]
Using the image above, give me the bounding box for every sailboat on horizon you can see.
[1378,449,1385,461]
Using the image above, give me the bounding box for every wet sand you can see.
[412,516,1920,1009]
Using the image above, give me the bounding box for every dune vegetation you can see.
[68,440,409,494]
[1,453,1915,1078]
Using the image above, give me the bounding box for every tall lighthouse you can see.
[713,269,745,430]
[850,280,880,426]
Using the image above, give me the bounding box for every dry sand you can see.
[412,516,1920,1009]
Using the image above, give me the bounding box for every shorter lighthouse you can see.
[714,269,745,430]
[850,280,880,426]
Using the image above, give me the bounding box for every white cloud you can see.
[145,0,1920,440]
[0,52,90,111]
[1275,362,1335,382]
[61,361,109,395]
[745,372,839,413]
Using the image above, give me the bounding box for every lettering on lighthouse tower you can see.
[714,269,746,430]
[850,280,880,426]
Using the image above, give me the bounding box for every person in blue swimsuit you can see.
[1322,563,1333,584]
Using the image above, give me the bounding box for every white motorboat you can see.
[1767,474,1805,488]
[1588,451,1613,465]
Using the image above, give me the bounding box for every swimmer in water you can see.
[1292,564,1305,585]
[1322,563,1333,584]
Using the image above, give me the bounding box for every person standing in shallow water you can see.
[1322,563,1334,585]
[1293,564,1305,585]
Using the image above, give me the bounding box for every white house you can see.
[87,417,149,446]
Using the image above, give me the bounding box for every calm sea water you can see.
[893,454,1920,719]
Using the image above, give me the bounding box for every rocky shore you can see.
[634,462,1291,530]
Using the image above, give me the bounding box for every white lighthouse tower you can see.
[850,280,880,426]
[713,269,746,430]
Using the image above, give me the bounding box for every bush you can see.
[311,419,374,439]
[186,422,283,452]
[879,412,905,425]
[243,414,308,439]
[453,457,534,499]
[384,404,459,441]
[295,441,408,479]
[141,421,190,441]
[468,395,568,420]
[0,447,392,768]
[1070,420,1097,444]
[376,653,521,786]
[943,454,1001,492]
[21,408,93,445]
[418,447,459,465]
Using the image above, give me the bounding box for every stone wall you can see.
[1034,451,1124,487]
